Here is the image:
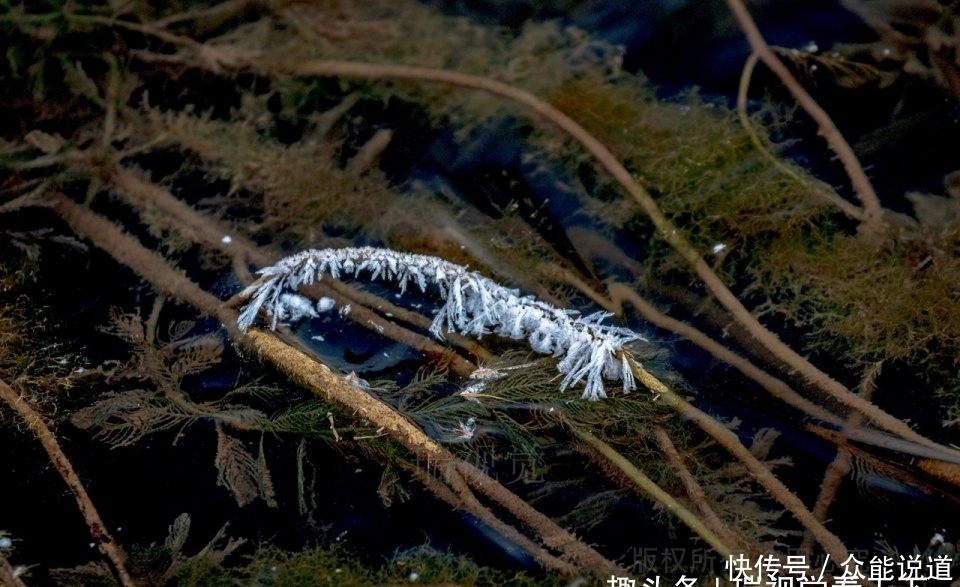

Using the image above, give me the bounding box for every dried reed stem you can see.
[0,378,135,587]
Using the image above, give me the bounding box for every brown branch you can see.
[568,422,735,558]
[652,425,747,554]
[0,554,28,587]
[69,14,201,48]
[252,327,623,576]
[441,466,577,576]
[800,362,878,555]
[407,462,577,576]
[0,378,135,587]
[736,51,867,222]
[629,361,850,565]
[600,277,845,426]
[453,460,624,578]
[725,0,884,230]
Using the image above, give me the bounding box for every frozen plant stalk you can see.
[237,247,643,400]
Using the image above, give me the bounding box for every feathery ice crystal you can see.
[237,247,643,400]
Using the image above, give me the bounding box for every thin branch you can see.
[453,460,624,578]
[250,327,624,577]
[0,554,28,587]
[568,274,960,466]
[800,362,878,555]
[608,282,838,424]
[628,361,850,565]
[736,51,867,222]
[568,422,735,558]
[65,14,202,48]
[652,425,746,554]
[0,378,135,587]
[441,465,577,576]
[725,0,884,230]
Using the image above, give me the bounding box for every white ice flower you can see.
[316,297,336,312]
[237,247,644,400]
[439,417,478,442]
[278,293,319,322]
[454,417,477,440]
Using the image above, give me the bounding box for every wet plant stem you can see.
[0,555,27,587]
[566,421,735,559]
[735,51,866,222]
[559,269,846,427]
[800,362,878,555]
[627,360,851,565]
[0,378,135,587]
[441,466,577,576]
[652,425,747,554]
[725,0,884,230]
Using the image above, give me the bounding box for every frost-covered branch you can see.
[237,247,643,400]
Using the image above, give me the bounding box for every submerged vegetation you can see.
[3,0,960,585]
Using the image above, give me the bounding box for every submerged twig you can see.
[652,425,746,554]
[0,378,134,587]
[800,362,877,555]
[441,466,577,576]
[0,555,28,587]
[565,273,846,427]
[568,422,734,558]
[725,0,884,230]
[628,361,850,565]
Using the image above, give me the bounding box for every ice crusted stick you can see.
[238,247,645,400]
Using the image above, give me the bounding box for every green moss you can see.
[544,78,834,252]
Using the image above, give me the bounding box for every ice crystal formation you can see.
[238,247,644,400]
